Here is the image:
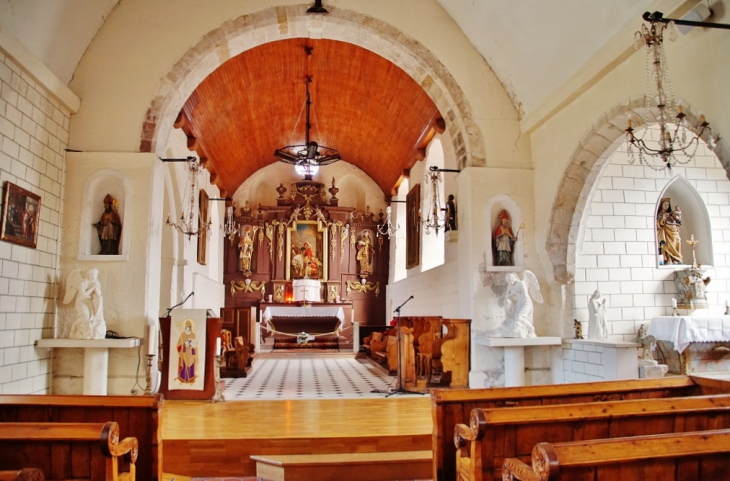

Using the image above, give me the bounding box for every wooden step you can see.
[251,450,433,481]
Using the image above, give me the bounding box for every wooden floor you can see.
[162,396,433,478]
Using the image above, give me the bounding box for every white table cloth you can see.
[262,306,345,325]
[648,316,730,353]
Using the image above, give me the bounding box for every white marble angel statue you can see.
[587,289,608,340]
[63,268,106,340]
[501,271,543,338]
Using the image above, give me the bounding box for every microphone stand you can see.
[386,295,423,397]
[165,292,194,318]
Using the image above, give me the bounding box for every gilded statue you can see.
[239,226,254,274]
[356,231,375,277]
[656,198,683,265]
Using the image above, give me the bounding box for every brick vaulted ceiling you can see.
[175,38,443,198]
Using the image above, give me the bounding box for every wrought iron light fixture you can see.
[164,156,212,240]
[625,11,718,171]
[274,46,341,180]
[306,0,329,14]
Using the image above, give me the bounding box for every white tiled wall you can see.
[574,127,730,341]
[0,53,68,393]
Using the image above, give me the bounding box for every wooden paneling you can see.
[179,39,441,196]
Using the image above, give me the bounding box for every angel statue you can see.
[63,268,106,340]
[500,271,543,338]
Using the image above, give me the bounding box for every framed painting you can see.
[286,220,328,281]
[197,189,209,265]
[406,183,420,269]
[1,182,41,249]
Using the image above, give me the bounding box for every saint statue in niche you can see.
[656,197,683,265]
[176,318,199,384]
[93,194,122,255]
[356,230,375,277]
[493,209,516,266]
[238,226,254,274]
[445,195,457,231]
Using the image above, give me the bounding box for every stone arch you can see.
[139,4,486,173]
[546,97,730,284]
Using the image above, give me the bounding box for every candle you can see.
[148,324,155,355]
[672,298,677,308]
[216,337,221,356]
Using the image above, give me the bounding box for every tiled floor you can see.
[222,353,398,400]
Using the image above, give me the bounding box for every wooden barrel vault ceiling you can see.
[175,38,444,198]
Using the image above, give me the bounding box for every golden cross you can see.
[686,234,699,268]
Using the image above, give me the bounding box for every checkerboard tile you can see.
[223,355,396,400]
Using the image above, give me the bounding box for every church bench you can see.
[501,429,730,480]
[0,421,138,481]
[431,375,727,481]
[453,393,730,481]
[0,394,163,481]
[0,469,44,481]
[251,450,433,481]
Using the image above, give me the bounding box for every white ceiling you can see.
[1,0,656,116]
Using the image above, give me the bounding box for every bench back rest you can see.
[473,394,730,480]
[0,394,161,481]
[431,376,707,481]
[502,429,730,481]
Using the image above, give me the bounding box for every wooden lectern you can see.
[158,316,222,400]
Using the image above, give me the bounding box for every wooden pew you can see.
[432,376,730,481]
[501,429,730,480]
[0,421,138,481]
[0,394,163,481]
[0,469,44,481]
[453,394,730,481]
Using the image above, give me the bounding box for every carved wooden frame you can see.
[406,184,421,269]
[286,220,328,281]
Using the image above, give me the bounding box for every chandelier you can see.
[422,167,445,236]
[274,46,340,180]
[165,156,211,240]
[377,204,399,239]
[221,204,239,241]
[625,11,717,171]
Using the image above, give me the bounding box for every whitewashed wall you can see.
[0,52,69,394]
[574,127,729,341]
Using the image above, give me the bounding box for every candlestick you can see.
[143,353,155,395]
[215,337,221,356]
[725,299,729,316]
[211,354,225,402]
[672,298,677,308]
[148,324,156,356]
[672,298,679,317]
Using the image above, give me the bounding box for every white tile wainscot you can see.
[562,339,640,383]
[476,336,562,387]
[36,338,141,395]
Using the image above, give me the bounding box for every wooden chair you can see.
[502,429,730,480]
[0,469,44,481]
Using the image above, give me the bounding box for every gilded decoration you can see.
[346,279,380,298]
[274,284,284,302]
[286,220,328,281]
[330,223,337,260]
[230,279,266,297]
[290,182,326,220]
[265,223,274,261]
[257,224,264,246]
[378,232,384,253]
[340,223,349,263]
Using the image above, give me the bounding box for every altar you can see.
[261,305,352,350]
[648,316,730,374]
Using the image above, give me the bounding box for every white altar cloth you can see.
[648,316,730,353]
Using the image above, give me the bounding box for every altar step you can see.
[251,450,433,481]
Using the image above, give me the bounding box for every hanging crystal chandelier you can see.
[165,157,212,240]
[377,204,399,239]
[221,204,239,241]
[422,167,445,236]
[625,11,717,171]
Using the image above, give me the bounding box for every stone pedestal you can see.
[475,336,562,387]
[36,338,141,395]
[639,359,669,378]
[562,339,640,383]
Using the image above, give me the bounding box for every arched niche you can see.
[77,169,131,261]
[656,175,714,267]
[484,195,524,271]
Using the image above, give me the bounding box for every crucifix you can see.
[686,234,699,268]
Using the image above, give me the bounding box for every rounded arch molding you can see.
[545,97,730,284]
[139,4,486,175]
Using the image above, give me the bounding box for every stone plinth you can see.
[476,336,562,387]
[562,339,640,383]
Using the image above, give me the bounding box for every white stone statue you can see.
[587,289,608,340]
[501,271,543,338]
[63,268,106,340]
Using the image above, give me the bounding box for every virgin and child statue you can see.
[656,197,683,265]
